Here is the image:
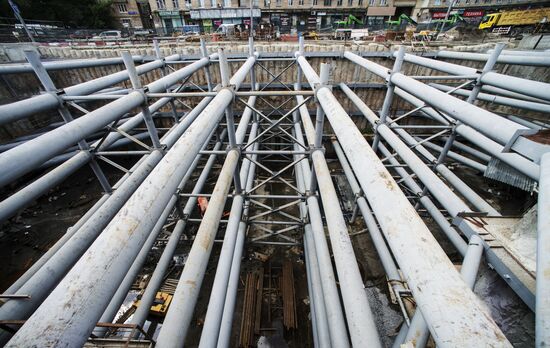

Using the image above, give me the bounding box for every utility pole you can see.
[9,0,35,43]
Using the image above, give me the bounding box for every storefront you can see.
[158,10,185,34]
[431,9,485,25]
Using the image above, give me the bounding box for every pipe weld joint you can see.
[309,146,325,157]
[305,190,316,198]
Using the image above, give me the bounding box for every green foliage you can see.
[1,0,117,28]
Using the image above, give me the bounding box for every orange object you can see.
[198,197,209,216]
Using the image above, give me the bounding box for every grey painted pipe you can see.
[0,96,214,297]
[437,50,550,66]
[5,57,254,347]
[378,143,468,256]
[0,90,215,335]
[0,54,216,188]
[197,109,258,347]
[295,140,331,348]
[294,97,350,348]
[402,235,484,348]
[340,83,498,216]
[397,51,550,102]
[0,89,190,223]
[394,87,540,181]
[430,83,550,114]
[419,138,488,173]
[216,146,258,348]
[0,53,182,125]
[304,232,320,348]
[440,136,492,162]
[298,55,510,347]
[536,152,550,347]
[332,140,403,281]
[0,55,144,74]
[97,129,225,336]
[293,71,383,348]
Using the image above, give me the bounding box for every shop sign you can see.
[158,10,180,17]
[463,10,483,17]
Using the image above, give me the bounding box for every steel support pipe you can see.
[4,57,255,347]
[198,126,259,347]
[298,55,510,347]
[0,54,217,188]
[332,140,405,280]
[394,87,540,180]
[338,83,472,217]
[418,138,488,173]
[536,152,550,347]
[0,55,144,74]
[293,80,383,347]
[294,98,350,348]
[0,96,214,299]
[430,83,550,114]
[397,51,550,102]
[155,144,240,348]
[347,52,550,163]
[0,53,184,125]
[402,235,484,348]
[295,140,331,348]
[340,83,499,215]
[436,50,550,66]
[217,147,258,348]
[0,94,181,223]
[377,143,468,256]
[97,129,225,336]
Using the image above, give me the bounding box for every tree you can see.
[1,0,117,29]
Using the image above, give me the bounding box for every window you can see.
[369,0,375,5]
[117,3,128,12]
[337,0,342,5]
[264,0,270,5]
[324,0,332,5]
[348,0,353,4]
[289,0,293,5]
[224,0,231,6]
[172,0,179,7]
[379,0,387,5]
[156,0,166,9]
[358,0,362,4]
[276,0,281,6]
[313,0,318,5]
[299,0,304,5]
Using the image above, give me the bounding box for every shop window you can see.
[156,0,166,9]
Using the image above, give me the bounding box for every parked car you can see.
[93,30,123,40]
[131,29,155,40]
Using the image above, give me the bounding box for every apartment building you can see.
[414,0,549,24]
[111,0,155,30]
[148,0,419,34]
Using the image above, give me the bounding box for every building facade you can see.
[414,0,550,25]
[147,0,420,34]
[111,0,155,30]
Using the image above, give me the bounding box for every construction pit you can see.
[0,38,548,347]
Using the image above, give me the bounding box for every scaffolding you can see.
[0,37,548,347]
